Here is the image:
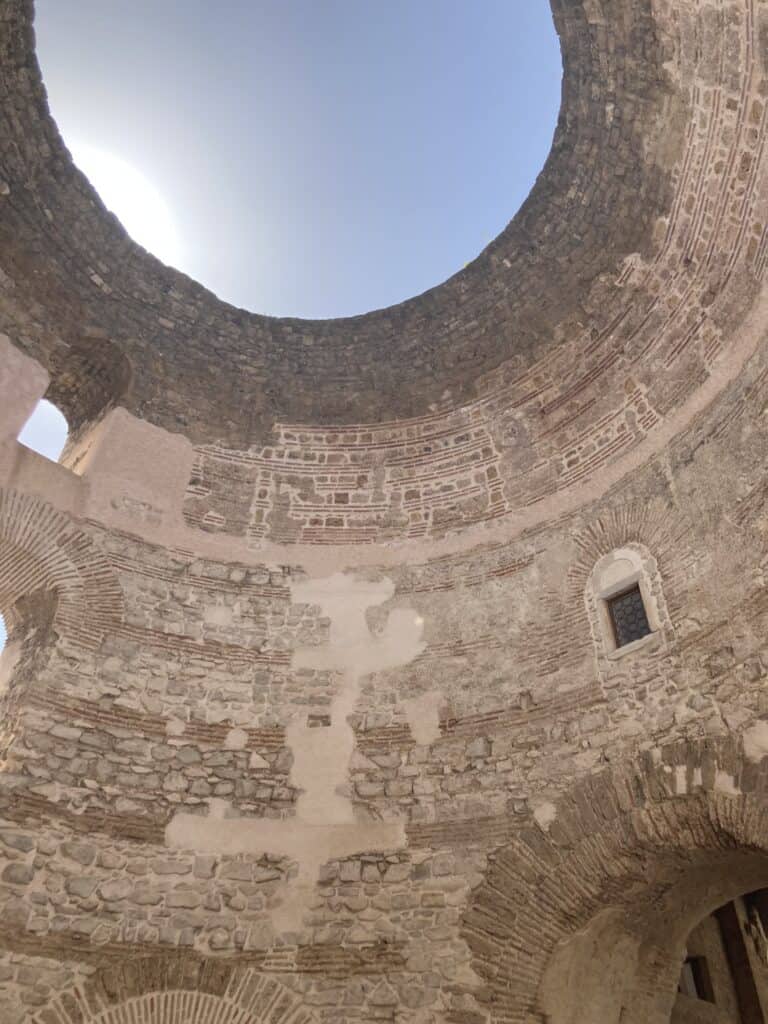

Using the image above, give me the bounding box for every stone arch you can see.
[30,956,318,1024]
[44,335,133,448]
[462,735,768,1024]
[0,489,123,649]
[86,993,257,1024]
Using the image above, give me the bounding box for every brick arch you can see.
[0,0,679,440]
[567,499,698,615]
[30,957,318,1024]
[83,993,257,1024]
[0,489,122,649]
[462,736,768,1024]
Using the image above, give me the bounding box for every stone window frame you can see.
[586,544,671,663]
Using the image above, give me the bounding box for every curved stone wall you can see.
[464,736,768,1024]
[0,1,767,1023]
[4,0,763,544]
[1,0,675,442]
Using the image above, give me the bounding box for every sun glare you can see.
[70,142,183,269]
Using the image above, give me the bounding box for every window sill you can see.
[606,630,661,661]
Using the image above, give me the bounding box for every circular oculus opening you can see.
[35,0,561,319]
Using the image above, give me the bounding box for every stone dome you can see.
[1,0,768,1022]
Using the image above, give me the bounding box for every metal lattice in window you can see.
[607,584,651,648]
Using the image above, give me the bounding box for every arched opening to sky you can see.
[35,1,562,319]
[17,400,69,464]
[0,401,68,653]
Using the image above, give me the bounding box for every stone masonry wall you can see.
[0,0,767,1022]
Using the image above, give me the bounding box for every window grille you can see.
[607,584,651,648]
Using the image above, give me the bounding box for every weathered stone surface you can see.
[0,0,768,1022]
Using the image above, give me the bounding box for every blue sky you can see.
[18,401,68,463]
[0,4,561,649]
[35,0,561,318]
[0,403,68,649]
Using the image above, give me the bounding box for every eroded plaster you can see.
[166,571,426,930]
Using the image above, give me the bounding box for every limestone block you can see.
[79,407,195,528]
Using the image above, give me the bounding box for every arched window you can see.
[586,544,672,664]
[17,398,69,462]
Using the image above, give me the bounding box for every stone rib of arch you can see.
[0,489,123,649]
[81,992,258,1024]
[32,964,318,1024]
[462,735,768,1023]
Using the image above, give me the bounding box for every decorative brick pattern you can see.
[29,962,318,1024]
[0,490,123,649]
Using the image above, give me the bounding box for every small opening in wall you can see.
[0,613,5,653]
[744,888,768,934]
[17,399,69,462]
[678,957,716,1003]
[607,583,652,649]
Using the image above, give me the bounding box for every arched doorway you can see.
[463,737,768,1024]
[673,889,768,1022]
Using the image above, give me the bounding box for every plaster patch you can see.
[166,803,402,865]
[714,770,740,796]
[203,604,233,626]
[599,557,636,590]
[533,801,557,831]
[224,727,248,750]
[166,570,426,933]
[743,720,768,763]
[402,690,442,746]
